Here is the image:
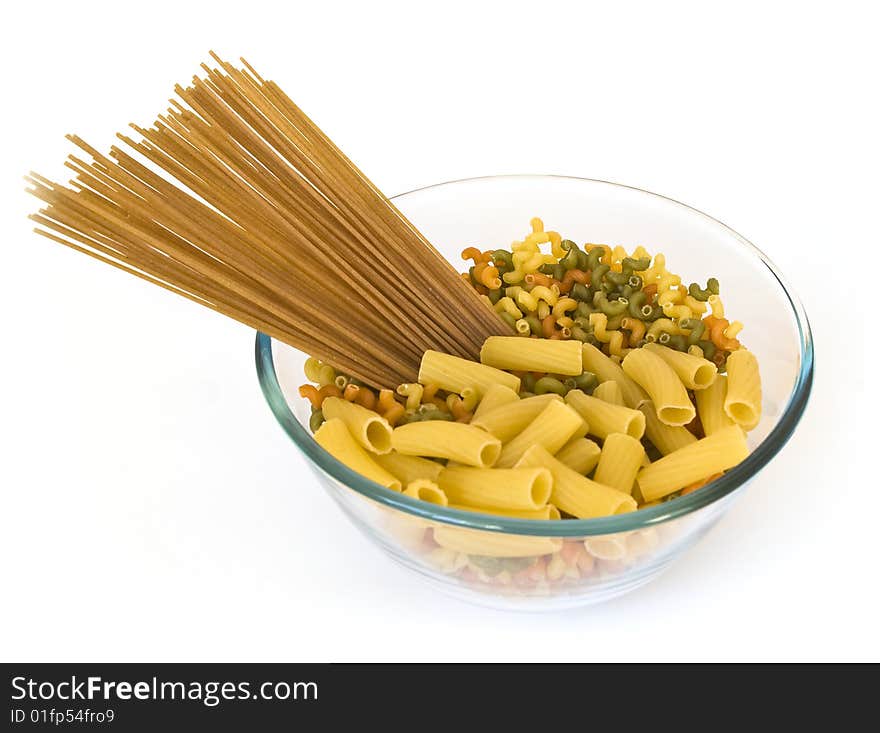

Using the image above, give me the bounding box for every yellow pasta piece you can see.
[314,419,402,492]
[724,349,762,430]
[437,466,552,511]
[403,479,448,506]
[516,445,637,518]
[565,389,646,440]
[373,452,444,485]
[391,422,502,467]
[638,401,698,455]
[554,437,602,475]
[622,348,695,426]
[433,526,561,558]
[418,350,520,397]
[480,336,582,376]
[395,383,424,411]
[643,342,717,390]
[581,343,648,409]
[594,433,645,494]
[695,375,736,436]
[496,400,586,468]
[321,397,393,454]
[583,535,627,561]
[592,379,625,406]
[637,426,749,501]
[470,393,563,442]
[449,504,561,520]
[471,383,520,421]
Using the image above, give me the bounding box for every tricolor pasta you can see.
[299,218,762,533]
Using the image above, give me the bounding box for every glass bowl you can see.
[256,175,813,611]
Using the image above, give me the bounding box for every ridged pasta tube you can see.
[554,437,602,475]
[437,466,552,511]
[391,422,502,467]
[321,397,393,454]
[724,349,762,430]
[643,342,717,390]
[581,343,648,409]
[403,479,448,506]
[470,393,563,442]
[418,350,521,397]
[594,433,645,494]
[480,336,583,375]
[472,384,520,420]
[622,348,695,426]
[695,375,736,436]
[314,419,402,491]
[592,379,625,406]
[496,400,586,468]
[636,426,749,501]
[638,401,698,455]
[516,445,637,518]
[374,452,444,485]
[565,389,646,440]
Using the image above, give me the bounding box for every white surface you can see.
[1,0,874,661]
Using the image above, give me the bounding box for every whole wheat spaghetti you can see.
[26,53,510,388]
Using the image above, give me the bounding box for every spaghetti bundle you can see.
[27,53,510,388]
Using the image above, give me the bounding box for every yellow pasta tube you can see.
[622,348,695,426]
[391,422,501,467]
[638,401,697,455]
[374,452,444,485]
[643,342,717,390]
[593,433,645,494]
[724,349,762,430]
[403,479,448,506]
[592,380,625,406]
[516,445,637,518]
[583,536,627,561]
[470,393,562,442]
[313,419,402,491]
[321,397,393,454]
[418,350,521,397]
[554,437,602,475]
[479,336,583,376]
[449,503,561,520]
[695,375,736,436]
[581,343,648,409]
[637,426,749,501]
[437,466,552,511]
[471,383,520,421]
[496,400,586,468]
[433,526,561,558]
[564,389,646,440]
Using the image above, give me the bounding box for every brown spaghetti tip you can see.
[26,53,510,388]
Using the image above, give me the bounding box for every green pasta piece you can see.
[309,409,325,433]
[667,334,688,351]
[525,315,542,335]
[586,248,606,269]
[577,250,590,270]
[534,377,568,396]
[688,277,721,301]
[570,326,590,342]
[498,312,517,329]
[520,373,537,393]
[697,340,716,359]
[628,275,642,289]
[538,264,556,276]
[571,283,591,302]
[570,371,598,392]
[487,288,503,305]
[575,301,594,318]
[622,256,651,272]
[679,318,705,345]
[492,250,513,269]
[605,271,629,287]
[628,291,648,318]
[591,263,610,290]
[595,293,628,316]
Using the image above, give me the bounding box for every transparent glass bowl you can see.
[256,175,813,611]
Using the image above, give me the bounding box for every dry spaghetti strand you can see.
[26,54,511,388]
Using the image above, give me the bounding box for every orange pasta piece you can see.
[382,402,406,427]
[620,316,646,347]
[461,246,483,264]
[642,284,658,303]
[298,384,322,409]
[525,272,555,288]
[541,314,557,339]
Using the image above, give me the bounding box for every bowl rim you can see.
[255,174,814,537]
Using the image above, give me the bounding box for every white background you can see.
[1,1,875,661]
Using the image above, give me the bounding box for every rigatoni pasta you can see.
[471,384,520,420]
[437,466,552,511]
[313,419,402,492]
[622,348,696,426]
[418,350,520,397]
[496,400,586,468]
[594,433,645,494]
[403,479,448,506]
[373,452,444,485]
[724,349,762,430]
[643,343,717,390]
[695,376,736,436]
[391,422,501,467]
[592,380,625,406]
[480,336,583,375]
[565,389,646,440]
[639,401,698,455]
[321,397,393,454]
[554,437,602,475]
[581,343,648,409]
